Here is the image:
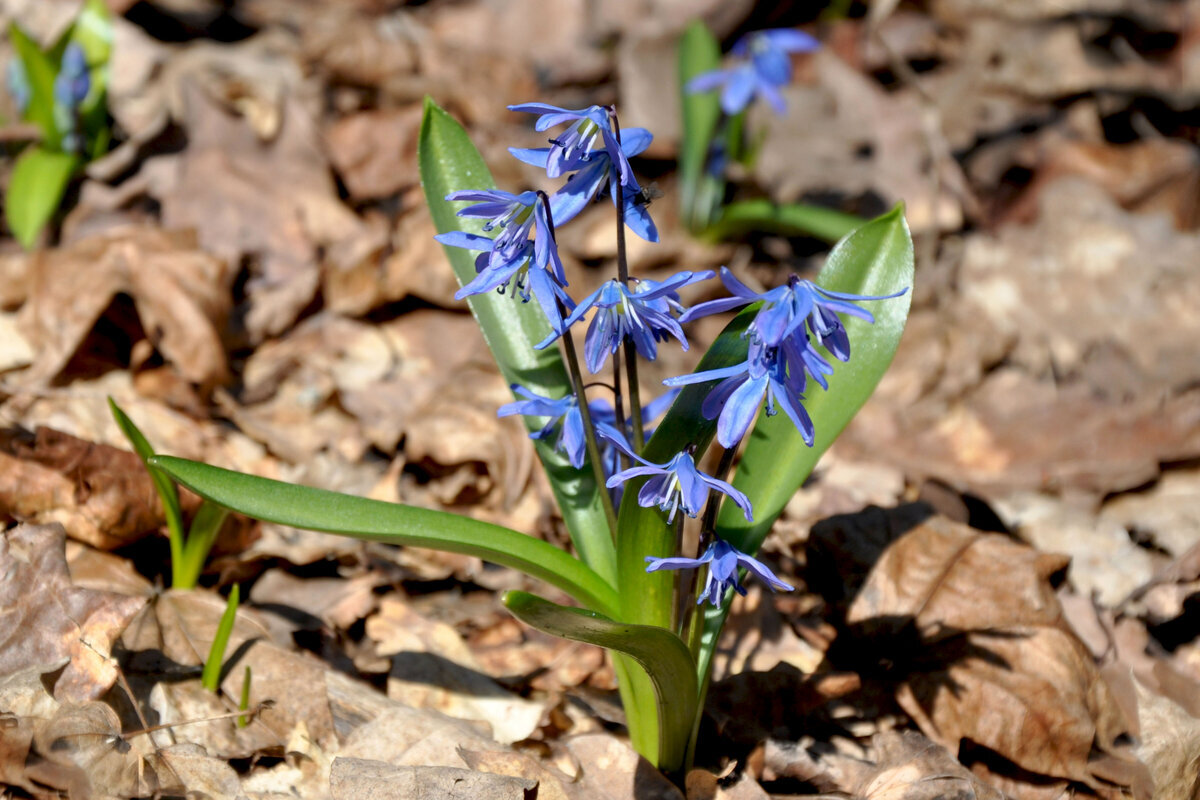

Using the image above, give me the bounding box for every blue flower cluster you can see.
[7,42,92,153]
[435,97,902,607]
[686,28,820,115]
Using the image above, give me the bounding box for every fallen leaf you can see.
[325,105,423,200]
[15,225,232,389]
[1133,679,1200,799]
[0,425,179,550]
[853,731,1005,800]
[840,515,1144,795]
[330,758,538,800]
[0,524,146,702]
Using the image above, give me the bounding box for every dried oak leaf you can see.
[0,426,172,550]
[15,225,231,389]
[330,758,537,800]
[0,524,146,703]
[844,516,1147,797]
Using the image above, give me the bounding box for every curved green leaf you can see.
[8,24,60,148]
[151,456,619,618]
[5,145,77,248]
[419,97,615,584]
[503,591,697,772]
[704,199,864,244]
[695,204,913,686]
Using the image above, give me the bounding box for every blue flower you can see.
[434,189,573,333]
[508,103,634,187]
[497,386,590,468]
[605,445,752,523]
[646,538,793,606]
[54,43,90,109]
[510,127,658,242]
[665,338,815,449]
[680,267,905,357]
[685,29,820,115]
[6,58,30,115]
[538,271,713,373]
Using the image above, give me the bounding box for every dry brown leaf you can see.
[0,426,172,550]
[153,82,363,342]
[843,516,1145,795]
[367,596,547,744]
[330,757,538,800]
[565,732,685,800]
[851,731,1006,800]
[1133,680,1200,799]
[325,105,423,200]
[15,225,231,388]
[29,701,159,799]
[250,569,382,631]
[0,524,146,703]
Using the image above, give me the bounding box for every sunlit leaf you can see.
[5,145,78,248]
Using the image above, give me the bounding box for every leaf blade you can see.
[151,456,620,617]
[5,146,77,248]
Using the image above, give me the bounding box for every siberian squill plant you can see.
[148,32,913,782]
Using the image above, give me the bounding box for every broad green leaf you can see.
[418,97,616,584]
[614,311,753,632]
[151,456,620,618]
[694,205,913,686]
[678,20,722,231]
[109,398,186,580]
[8,24,60,148]
[5,145,78,248]
[69,0,113,70]
[704,199,863,244]
[504,591,697,772]
[202,585,239,692]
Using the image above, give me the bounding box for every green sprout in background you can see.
[5,0,112,248]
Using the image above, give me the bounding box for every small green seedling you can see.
[201,584,239,693]
[109,398,228,589]
[238,666,252,728]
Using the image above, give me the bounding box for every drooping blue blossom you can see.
[498,386,590,469]
[646,538,793,606]
[685,29,820,115]
[680,267,906,358]
[434,189,574,333]
[590,388,679,506]
[604,444,752,523]
[508,103,634,187]
[538,271,714,374]
[665,337,815,449]
[510,126,658,242]
[54,43,90,109]
[6,58,30,115]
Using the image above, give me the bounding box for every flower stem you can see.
[538,189,619,542]
[680,446,738,645]
[608,107,646,451]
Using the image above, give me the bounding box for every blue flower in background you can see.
[435,189,574,333]
[6,58,30,115]
[646,538,793,606]
[538,271,713,374]
[665,338,814,449]
[508,103,634,187]
[54,43,90,109]
[510,127,658,242]
[605,444,752,523]
[686,28,820,115]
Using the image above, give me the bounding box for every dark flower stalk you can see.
[608,107,646,452]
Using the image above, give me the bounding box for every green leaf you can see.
[109,398,186,582]
[202,584,239,693]
[176,502,228,590]
[695,204,913,685]
[5,145,78,249]
[8,24,60,148]
[503,591,697,773]
[418,97,616,584]
[151,456,620,618]
[67,0,113,146]
[704,199,864,244]
[678,20,722,231]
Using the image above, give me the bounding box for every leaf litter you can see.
[4,0,1200,798]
